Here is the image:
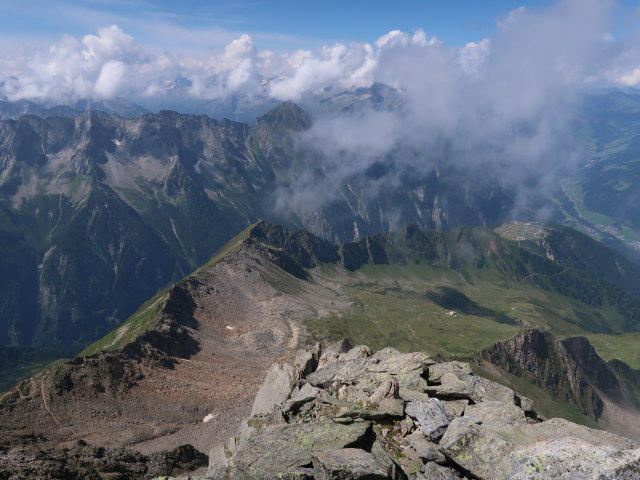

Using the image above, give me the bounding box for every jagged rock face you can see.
[481,329,640,429]
[483,330,607,419]
[210,341,640,479]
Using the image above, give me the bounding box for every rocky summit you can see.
[199,340,640,480]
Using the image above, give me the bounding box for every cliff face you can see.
[481,329,640,438]
[210,341,640,480]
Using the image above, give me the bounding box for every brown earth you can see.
[0,244,348,475]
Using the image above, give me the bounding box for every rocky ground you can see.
[206,339,640,480]
[0,440,206,479]
[0,244,346,478]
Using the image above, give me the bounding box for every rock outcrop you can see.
[481,329,640,440]
[208,341,640,480]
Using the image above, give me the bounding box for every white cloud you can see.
[272,0,628,216]
[94,60,126,97]
[0,0,637,109]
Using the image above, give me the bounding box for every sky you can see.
[2,0,639,53]
[0,1,570,51]
[1,0,639,220]
[1,0,640,105]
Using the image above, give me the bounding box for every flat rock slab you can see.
[306,359,370,388]
[334,398,405,421]
[464,400,526,425]
[428,361,472,383]
[226,420,372,479]
[440,417,640,480]
[312,448,389,479]
[250,362,297,417]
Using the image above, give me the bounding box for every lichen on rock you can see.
[207,340,640,480]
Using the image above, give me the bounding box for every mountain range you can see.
[0,101,521,360]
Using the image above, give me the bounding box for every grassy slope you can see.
[303,260,640,429]
[79,290,168,357]
[0,349,70,393]
[305,259,640,394]
[79,223,257,357]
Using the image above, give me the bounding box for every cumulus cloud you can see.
[0,0,637,107]
[94,60,126,97]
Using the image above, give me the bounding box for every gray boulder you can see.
[250,362,298,417]
[424,372,472,399]
[427,361,472,383]
[406,399,451,441]
[405,431,446,463]
[420,462,461,479]
[463,400,527,425]
[306,358,370,389]
[312,448,390,479]
[339,345,373,362]
[224,420,372,479]
[440,417,640,480]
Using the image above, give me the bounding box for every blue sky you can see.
[3,0,635,51]
[1,0,639,104]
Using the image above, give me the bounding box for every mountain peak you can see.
[256,101,311,131]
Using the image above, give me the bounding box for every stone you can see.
[442,399,467,419]
[405,431,445,463]
[211,343,640,480]
[398,445,422,475]
[405,399,451,441]
[399,416,414,436]
[398,388,431,403]
[327,338,354,354]
[369,378,400,403]
[306,358,370,389]
[276,467,315,479]
[317,339,353,369]
[286,383,323,411]
[463,400,527,425]
[516,394,536,413]
[293,344,321,379]
[317,351,341,370]
[427,361,472,383]
[367,352,435,376]
[369,347,402,362]
[312,448,389,479]
[370,441,408,480]
[424,372,472,399]
[419,462,461,479]
[250,362,298,417]
[336,384,370,404]
[467,376,515,404]
[339,345,373,362]
[334,398,405,421]
[225,421,372,479]
[440,417,640,480]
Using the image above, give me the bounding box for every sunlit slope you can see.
[304,222,640,368]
